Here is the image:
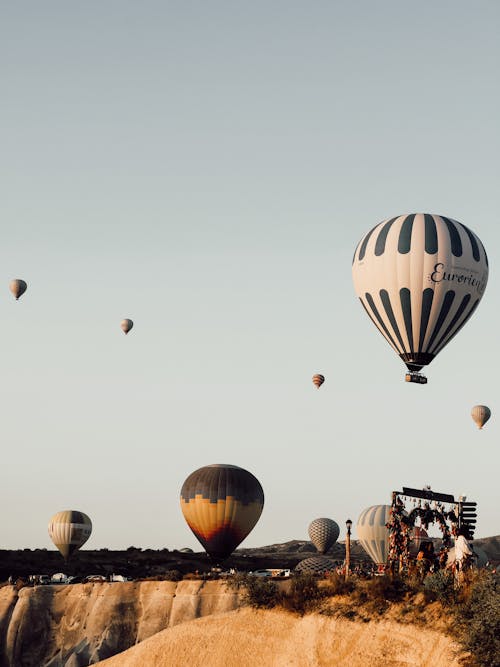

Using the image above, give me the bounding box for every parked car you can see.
[249,568,290,578]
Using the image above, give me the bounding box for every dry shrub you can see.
[405,574,425,595]
[244,576,281,609]
[344,576,406,617]
[225,573,251,591]
[454,572,500,667]
[354,576,407,604]
[280,574,324,615]
[226,574,281,609]
[423,570,457,605]
[324,572,356,596]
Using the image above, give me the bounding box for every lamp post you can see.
[345,519,352,581]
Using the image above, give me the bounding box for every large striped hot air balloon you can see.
[180,464,264,563]
[308,518,340,554]
[471,405,491,430]
[352,214,488,382]
[48,510,92,561]
[356,505,391,565]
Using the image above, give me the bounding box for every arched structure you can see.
[386,487,462,569]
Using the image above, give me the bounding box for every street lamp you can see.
[345,519,352,581]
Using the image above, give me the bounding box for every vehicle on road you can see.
[249,569,290,578]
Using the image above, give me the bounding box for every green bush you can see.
[423,570,457,605]
[454,573,500,667]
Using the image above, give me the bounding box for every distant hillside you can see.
[0,535,498,580]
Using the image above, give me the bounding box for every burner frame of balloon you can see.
[404,372,428,385]
[386,486,470,571]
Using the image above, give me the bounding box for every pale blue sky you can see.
[1,2,499,549]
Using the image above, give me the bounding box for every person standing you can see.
[454,529,474,583]
[455,530,473,567]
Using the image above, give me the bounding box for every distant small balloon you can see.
[471,405,491,430]
[48,510,92,561]
[312,374,325,389]
[121,319,133,334]
[9,279,27,300]
[308,518,340,554]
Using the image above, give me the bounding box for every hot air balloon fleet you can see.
[4,213,493,570]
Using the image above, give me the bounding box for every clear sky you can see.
[1,1,499,550]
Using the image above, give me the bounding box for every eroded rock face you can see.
[96,608,465,667]
[0,581,242,667]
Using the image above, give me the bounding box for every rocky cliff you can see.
[0,580,242,667]
[96,607,464,667]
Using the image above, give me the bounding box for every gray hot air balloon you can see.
[471,405,491,430]
[120,319,134,335]
[48,510,92,561]
[356,505,391,565]
[295,556,336,575]
[352,215,488,382]
[9,279,27,300]
[308,518,340,554]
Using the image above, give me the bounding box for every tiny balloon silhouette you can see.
[471,405,491,430]
[9,279,27,300]
[121,319,134,334]
[312,374,325,389]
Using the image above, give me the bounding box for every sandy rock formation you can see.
[0,580,241,667]
[97,607,464,667]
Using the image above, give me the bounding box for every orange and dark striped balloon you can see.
[312,374,325,389]
[180,464,264,562]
